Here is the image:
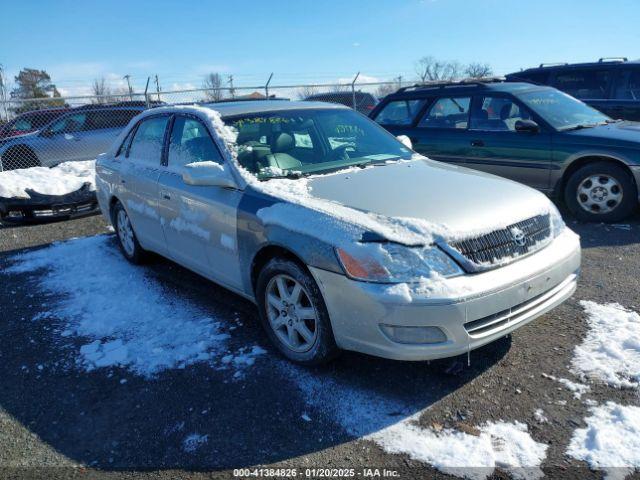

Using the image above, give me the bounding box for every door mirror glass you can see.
[182,161,237,188]
[514,119,540,133]
[396,135,413,149]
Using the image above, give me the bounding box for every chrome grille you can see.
[448,214,551,270]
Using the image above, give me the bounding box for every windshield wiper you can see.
[261,171,307,180]
[562,123,600,131]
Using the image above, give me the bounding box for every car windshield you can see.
[517,89,610,131]
[226,108,412,179]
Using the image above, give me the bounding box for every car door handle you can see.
[120,179,126,184]
[162,194,171,200]
[471,140,485,147]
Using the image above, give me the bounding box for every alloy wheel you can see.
[116,209,135,257]
[265,274,318,353]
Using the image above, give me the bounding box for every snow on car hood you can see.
[306,158,549,236]
[0,160,96,199]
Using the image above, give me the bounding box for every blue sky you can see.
[1,0,639,95]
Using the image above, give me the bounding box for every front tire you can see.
[564,161,637,222]
[112,201,146,264]
[256,258,339,365]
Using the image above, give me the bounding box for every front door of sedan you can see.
[158,114,243,290]
[120,115,170,254]
[464,95,552,192]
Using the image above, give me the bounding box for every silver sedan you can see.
[95,101,581,365]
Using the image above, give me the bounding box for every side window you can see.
[553,69,611,99]
[168,116,222,169]
[518,71,550,85]
[128,116,169,163]
[374,99,426,125]
[293,131,313,148]
[49,113,87,134]
[470,96,533,131]
[419,97,470,129]
[116,128,136,157]
[614,69,640,100]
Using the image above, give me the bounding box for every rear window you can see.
[553,68,611,99]
[374,99,426,125]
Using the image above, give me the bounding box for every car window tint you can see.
[128,116,169,163]
[374,99,426,125]
[553,69,610,99]
[470,96,533,131]
[49,113,87,134]
[11,119,33,131]
[613,69,640,100]
[517,71,550,85]
[419,97,470,129]
[168,116,222,168]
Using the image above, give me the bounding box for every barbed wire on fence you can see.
[0,80,412,171]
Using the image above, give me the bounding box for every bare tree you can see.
[203,73,224,102]
[91,77,111,103]
[415,56,462,83]
[465,62,494,79]
[0,64,8,122]
[297,85,320,99]
[375,83,398,98]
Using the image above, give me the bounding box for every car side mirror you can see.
[396,135,413,149]
[40,129,54,138]
[182,161,237,188]
[515,119,540,133]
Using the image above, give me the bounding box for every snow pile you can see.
[374,420,547,480]
[182,433,209,453]
[285,365,547,479]
[0,160,95,199]
[572,301,640,389]
[541,373,590,399]
[6,235,265,377]
[567,402,640,478]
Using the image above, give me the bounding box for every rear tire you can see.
[112,200,146,264]
[1,146,40,171]
[564,161,637,222]
[256,258,340,365]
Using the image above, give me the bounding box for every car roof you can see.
[387,81,547,99]
[200,100,349,117]
[508,58,640,75]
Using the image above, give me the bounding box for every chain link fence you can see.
[0,80,409,171]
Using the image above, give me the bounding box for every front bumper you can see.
[309,229,581,361]
[0,185,99,224]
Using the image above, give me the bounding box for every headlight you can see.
[336,242,464,283]
[549,203,566,238]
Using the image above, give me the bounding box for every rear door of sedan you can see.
[157,113,243,289]
[120,114,170,254]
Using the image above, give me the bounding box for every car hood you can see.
[563,121,640,146]
[305,157,550,236]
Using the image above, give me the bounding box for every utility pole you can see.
[351,71,360,109]
[0,64,7,122]
[123,74,133,100]
[154,74,161,102]
[396,75,403,88]
[227,75,235,98]
[265,72,273,99]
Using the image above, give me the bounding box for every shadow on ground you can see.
[0,237,511,471]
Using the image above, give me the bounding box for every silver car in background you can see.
[0,106,144,171]
[95,101,581,365]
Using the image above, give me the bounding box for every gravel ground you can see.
[0,211,639,480]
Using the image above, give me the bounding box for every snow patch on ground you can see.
[374,419,547,480]
[567,402,640,479]
[284,365,547,479]
[533,409,548,424]
[182,433,209,453]
[572,301,640,389]
[0,160,95,199]
[541,373,590,399]
[6,235,265,377]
